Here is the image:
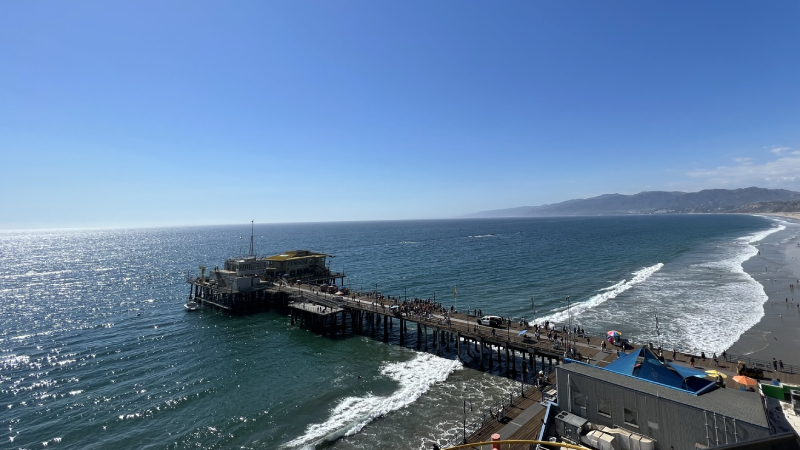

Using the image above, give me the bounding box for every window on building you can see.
[624,408,638,427]
[572,390,586,415]
[597,397,611,417]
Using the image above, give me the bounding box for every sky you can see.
[1,1,799,229]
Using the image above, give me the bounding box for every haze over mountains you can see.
[466,187,800,218]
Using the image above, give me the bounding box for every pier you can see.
[188,273,603,375]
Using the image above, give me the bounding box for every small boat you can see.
[184,300,200,311]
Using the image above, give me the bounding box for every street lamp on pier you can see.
[566,295,576,352]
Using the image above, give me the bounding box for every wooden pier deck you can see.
[280,284,593,371]
[460,376,554,449]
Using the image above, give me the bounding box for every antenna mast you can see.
[249,220,255,257]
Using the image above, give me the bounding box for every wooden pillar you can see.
[479,339,485,371]
[512,349,517,377]
[417,323,422,350]
[456,332,461,360]
[424,326,428,352]
[399,320,405,345]
[383,315,389,341]
[505,347,510,377]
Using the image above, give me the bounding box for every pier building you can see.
[264,250,344,285]
[539,354,774,450]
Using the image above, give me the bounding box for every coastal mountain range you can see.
[466,187,800,218]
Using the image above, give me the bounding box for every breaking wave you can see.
[539,263,664,324]
[284,353,462,449]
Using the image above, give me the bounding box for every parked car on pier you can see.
[477,315,503,327]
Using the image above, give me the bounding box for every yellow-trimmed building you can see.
[265,250,344,285]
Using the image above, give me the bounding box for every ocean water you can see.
[0,215,786,449]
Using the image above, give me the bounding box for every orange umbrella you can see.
[732,375,757,386]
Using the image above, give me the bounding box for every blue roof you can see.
[601,347,715,395]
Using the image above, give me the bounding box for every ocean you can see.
[0,215,789,449]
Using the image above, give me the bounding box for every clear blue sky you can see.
[2,1,799,229]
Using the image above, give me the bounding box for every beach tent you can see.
[603,347,715,395]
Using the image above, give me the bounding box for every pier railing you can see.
[443,380,550,449]
[720,352,797,376]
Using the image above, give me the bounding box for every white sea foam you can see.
[283,353,462,449]
[608,221,787,354]
[743,223,785,245]
[539,263,664,324]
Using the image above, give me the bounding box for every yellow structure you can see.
[265,250,335,281]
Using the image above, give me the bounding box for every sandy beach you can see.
[727,214,800,365]
[762,212,800,221]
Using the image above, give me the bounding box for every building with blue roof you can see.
[603,347,717,395]
[541,351,773,450]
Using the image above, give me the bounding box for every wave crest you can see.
[539,263,664,324]
[284,353,461,449]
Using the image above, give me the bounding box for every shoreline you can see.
[727,214,800,365]
[758,212,800,221]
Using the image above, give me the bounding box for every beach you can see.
[763,212,800,222]
[727,214,800,365]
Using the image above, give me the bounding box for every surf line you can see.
[284,353,462,449]
[539,262,665,324]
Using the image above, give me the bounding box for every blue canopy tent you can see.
[603,347,715,395]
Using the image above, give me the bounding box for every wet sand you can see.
[762,212,800,221]
[727,214,800,365]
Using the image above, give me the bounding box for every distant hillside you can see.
[729,200,800,214]
[467,187,800,218]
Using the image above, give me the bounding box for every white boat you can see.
[184,300,200,311]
